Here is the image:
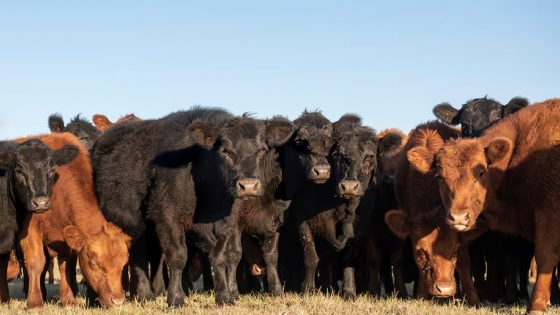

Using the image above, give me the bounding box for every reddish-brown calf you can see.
[13,132,131,309]
[385,121,485,306]
[435,98,560,314]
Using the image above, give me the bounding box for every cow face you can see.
[63,224,131,307]
[435,137,512,232]
[385,208,458,298]
[287,111,334,184]
[49,114,102,149]
[190,116,294,198]
[331,118,403,198]
[433,97,529,138]
[0,139,79,213]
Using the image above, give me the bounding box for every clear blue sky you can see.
[1,1,559,139]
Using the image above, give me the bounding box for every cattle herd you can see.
[0,96,559,314]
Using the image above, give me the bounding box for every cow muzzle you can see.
[446,210,472,231]
[30,196,52,212]
[236,178,261,197]
[338,180,363,198]
[431,281,455,298]
[311,164,331,183]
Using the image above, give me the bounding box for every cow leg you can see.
[19,232,46,309]
[226,228,242,300]
[456,244,480,307]
[391,247,408,298]
[57,254,77,307]
[381,258,393,296]
[0,253,9,303]
[528,249,558,314]
[518,241,535,302]
[299,222,318,293]
[262,232,283,296]
[208,236,234,305]
[47,257,54,285]
[341,246,356,300]
[65,254,79,297]
[365,237,381,297]
[129,235,154,300]
[151,253,167,297]
[157,225,187,307]
[201,254,214,291]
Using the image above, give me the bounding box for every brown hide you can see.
[385,121,484,306]
[12,132,131,309]
[434,98,560,313]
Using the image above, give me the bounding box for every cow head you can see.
[63,223,131,307]
[49,113,102,149]
[435,137,512,232]
[385,207,486,300]
[0,139,79,213]
[433,96,529,138]
[190,115,294,198]
[376,128,408,185]
[331,115,402,198]
[285,110,334,185]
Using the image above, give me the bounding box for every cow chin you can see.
[447,222,475,232]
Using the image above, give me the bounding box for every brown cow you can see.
[384,121,486,306]
[92,114,141,132]
[434,98,560,314]
[11,132,131,309]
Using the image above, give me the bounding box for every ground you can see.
[2,261,559,314]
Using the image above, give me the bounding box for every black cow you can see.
[432,96,529,138]
[283,114,402,299]
[145,113,294,306]
[0,139,79,303]
[48,113,102,150]
[433,95,534,304]
[91,107,233,301]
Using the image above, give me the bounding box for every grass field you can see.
[2,264,559,315]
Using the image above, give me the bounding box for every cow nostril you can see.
[238,182,246,191]
[32,200,39,209]
[352,183,360,191]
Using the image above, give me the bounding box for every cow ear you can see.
[407,146,434,174]
[0,141,17,171]
[378,132,403,157]
[433,103,460,125]
[53,145,80,166]
[485,137,512,165]
[385,210,410,239]
[266,118,294,147]
[92,114,113,132]
[502,97,529,117]
[189,122,218,150]
[48,114,65,133]
[63,225,87,251]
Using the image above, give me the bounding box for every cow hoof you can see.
[167,296,185,308]
[528,311,545,315]
[271,289,284,297]
[343,291,356,301]
[216,296,235,306]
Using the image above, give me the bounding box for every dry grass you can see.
[2,277,559,315]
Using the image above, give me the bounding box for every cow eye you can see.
[222,149,235,159]
[477,170,485,180]
[435,173,442,180]
[15,170,26,180]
